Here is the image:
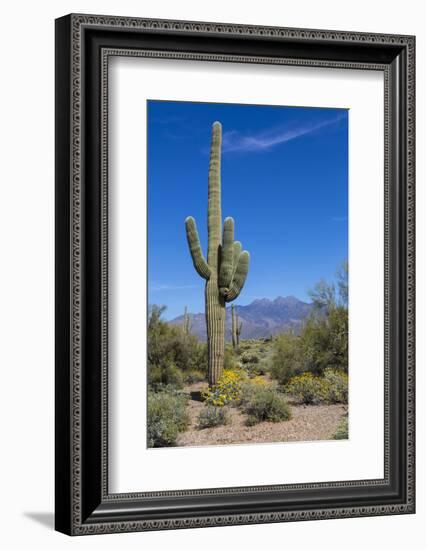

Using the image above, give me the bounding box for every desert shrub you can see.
[202,368,247,407]
[285,369,348,405]
[224,347,240,371]
[148,362,184,389]
[322,368,348,403]
[249,375,268,387]
[147,389,189,447]
[243,360,268,378]
[197,406,230,429]
[295,263,348,375]
[256,361,268,375]
[241,351,260,364]
[301,307,348,375]
[269,306,348,384]
[240,384,292,425]
[183,369,206,384]
[191,342,208,373]
[238,340,252,352]
[285,372,327,404]
[147,305,207,389]
[332,416,349,440]
[270,333,305,384]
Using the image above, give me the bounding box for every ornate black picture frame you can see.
[55,13,415,535]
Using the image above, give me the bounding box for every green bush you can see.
[148,362,184,389]
[270,333,305,384]
[285,369,348,405]
[270,264,349,380]
[184,369,206,384]
[147,389,189,447]
[300,307,348,375]
[241,351,260,364]
[190,342,208,373]
[269,306,348,383]
[197,406,230,429]
[224,347,240,371]
[240,384,292,425]
[147,305,207,389]
[323,368,348,403]
[285,372,325,404]
[332,416,349,440]
[243,360,268,378]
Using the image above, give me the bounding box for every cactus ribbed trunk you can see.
[206,278,225,386]
[185,122,250,387]
[205,122,225,386]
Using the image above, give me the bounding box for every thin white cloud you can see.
[222,114,345,154]
[150,283,198,292]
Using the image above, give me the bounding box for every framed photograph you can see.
[55,14,415,535]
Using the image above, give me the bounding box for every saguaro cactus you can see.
[185,122,250,386]
[182,306,191,335]
[231,304,243,349]
[231,305,237,349]
[236,319,243,347]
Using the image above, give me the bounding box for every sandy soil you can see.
[176,382,348,447]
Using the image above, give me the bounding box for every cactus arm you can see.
[185,216,211,279]
[231,241,242,283]
[225,251,250,302]
[219,217,235,290]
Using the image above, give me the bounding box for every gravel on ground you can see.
[176,382,348,447]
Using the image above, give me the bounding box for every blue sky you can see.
[148,100,348,320]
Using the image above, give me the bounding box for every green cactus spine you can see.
[231,304,243,349]
[185,122,250,386]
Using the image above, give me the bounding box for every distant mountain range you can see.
[169,296,313,341]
